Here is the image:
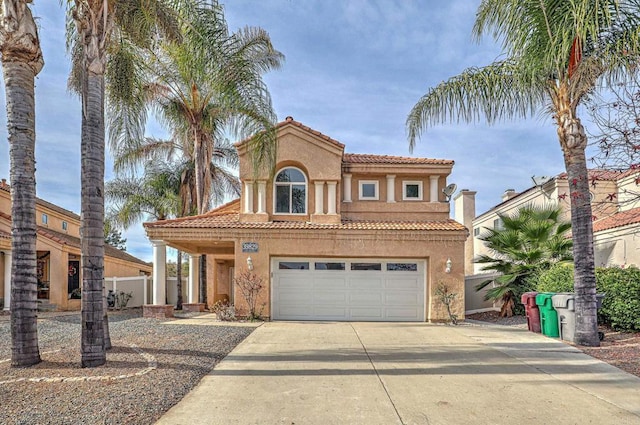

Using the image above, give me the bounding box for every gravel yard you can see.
[0,309,256,425]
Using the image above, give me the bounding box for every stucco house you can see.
[0,179,152,311]
[144,117,468,322]
[455,169,640,276]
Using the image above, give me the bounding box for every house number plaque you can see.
[242,242,259,253]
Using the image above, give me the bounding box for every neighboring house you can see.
[0,179,152,311]
[455,169,640,276]
[144,117,468,322]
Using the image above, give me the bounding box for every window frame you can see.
[358,180,379,201]
[41,213,48,225]
[62,221,68,231]
[402,180,423,201]
[273,166,308,215]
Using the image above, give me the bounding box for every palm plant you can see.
[108,2,282,305]
[407,0,640,346]
[475,205,573,317]
[0,0,43,367]
[65,0,181,367]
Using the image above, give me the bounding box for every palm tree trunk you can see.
[176,250,183,309]
[560,118,600,347]
[4,60,41,367]
[81,72,107,367]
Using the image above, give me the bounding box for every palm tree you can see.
[0,0,43,367]
[108,3,283,304]
[475,205,573,317]
[407,0,640,347]
[65,0,181,367]
[105,160,184,307]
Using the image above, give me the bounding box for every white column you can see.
[327,181,337,214]
[257,181,266,214]
[430,176,439,202]
[244,181,254,213]
[315,181,325,214]
[188,254,201,304]
[151,241,166,305]
[386,175,396,203]
[343,174,352,202]
[3,251,11,311]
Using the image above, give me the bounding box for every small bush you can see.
[536,263,574,293]
[596,267,640,331]
[212,300,236,321]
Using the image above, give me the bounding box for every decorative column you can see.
[244,181,254,213]
[430,176,439,202]
[257,181,266,214]
[151,241,166,305]
[386,175,396,203]
[3,251,11,311]
[315,181,325,214]
[188,254,200,304]
[343,174,352,202]
[327,181,337,214]
[144,241,173,318]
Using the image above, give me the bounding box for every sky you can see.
[0,0,587,262]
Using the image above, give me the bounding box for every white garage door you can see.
[271,258,425,321]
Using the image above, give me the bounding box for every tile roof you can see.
[557,169,638,182]
[343,153,453,165]
[236,116,346,149]
[1,208,149,267]
[144,199,466,232]
[593,207,640,233]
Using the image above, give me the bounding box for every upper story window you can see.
[41,213,48,225]
[403,181,423,201]
[274,167,307,214]
[62,221,68,231]
[359,180,379,200]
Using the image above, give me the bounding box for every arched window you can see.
[274,167,307,214]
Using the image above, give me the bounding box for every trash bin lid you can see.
[552,293,575,309]
[535,292,555,306]
[521,291,538,305]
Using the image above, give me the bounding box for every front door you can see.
[68,260,80,298]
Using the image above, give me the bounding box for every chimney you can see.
[502,189,518,202]
[454,189,476,276]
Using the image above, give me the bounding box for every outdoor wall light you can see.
[247,256,254,271]
[445,258,452,273]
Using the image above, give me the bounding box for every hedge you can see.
[533,264,640,331]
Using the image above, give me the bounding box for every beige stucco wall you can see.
[200,229,466,322]
[593,226,640,268]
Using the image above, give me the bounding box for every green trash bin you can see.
[535,293,559,337]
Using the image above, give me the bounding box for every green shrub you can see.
[596,267,640,331]
[535,263,574,293]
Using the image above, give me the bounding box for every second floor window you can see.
[41,213,48,225]
[275,167,307,214]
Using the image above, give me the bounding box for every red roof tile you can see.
[343,153,453,165]
[0,229,10,239]
[236,116,346,149]
[593,207,640,233]
[145,199,466,232]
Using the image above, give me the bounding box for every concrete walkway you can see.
[156,322,640,425]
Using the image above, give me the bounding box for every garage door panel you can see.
[350,277,384,289]
[349,292,383,304]
[272,257,425,322]
[385,293,421,306]
[385,278,421,290]
[314,306,348,319]
[313,277,347,289]
[278,276,313,289]
[350,308,384,320]
[313,291,348,303]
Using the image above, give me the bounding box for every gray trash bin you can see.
[552,293,576,342]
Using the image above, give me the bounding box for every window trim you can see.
[358,180,379,200]
[402,180,423,201]
[273,166,308,215]
[62,221,68,231]
[41,213,48,225]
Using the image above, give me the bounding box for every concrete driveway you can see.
[156,322,640,425]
